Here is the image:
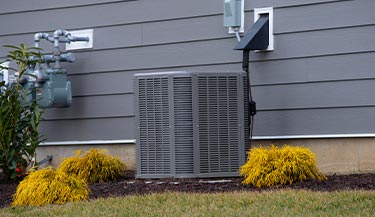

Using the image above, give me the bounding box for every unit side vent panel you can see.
[138,78,171,175]
[173,77,194,174]
[198,76,240,174]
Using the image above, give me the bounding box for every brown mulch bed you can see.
[1,171,375,208]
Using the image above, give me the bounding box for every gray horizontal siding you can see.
[0,0,135,15]
[0,0,222,36]
[0,0,364,37]
[39,117,135,141]
[1,26,373,72]
[254,79,375,110]
[0,0,349,16]
[43,94,133,120]
[1,0,373,141]
[68,51,375,97]
[69,72,135,96]
[247,0,354,9]
[254,107,375,136]
[273,0,373,34]
[251,52,375,86]
[1,2,371,57]
[58,26,372,75]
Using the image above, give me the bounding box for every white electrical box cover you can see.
[254,7,273,51]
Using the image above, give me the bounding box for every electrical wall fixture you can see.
[14,29,90,108]
[232,7,273,52]
[235,12,272,147]
[224,0,244,36]
[254,7,273,51]
[225,6,274,149]
[234,13,270,51]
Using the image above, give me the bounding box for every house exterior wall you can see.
[1,0,374,173]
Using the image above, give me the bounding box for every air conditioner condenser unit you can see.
[134,71,249,178]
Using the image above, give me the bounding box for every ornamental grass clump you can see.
[240,145,326,188]
[58,149,126,183]
[12,167,89,206]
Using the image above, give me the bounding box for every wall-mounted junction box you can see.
[224,0,244,34]
[254,7,273,51]
[66,29,93,51]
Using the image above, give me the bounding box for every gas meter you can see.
[18,29,90,108]
[36,68,72,108]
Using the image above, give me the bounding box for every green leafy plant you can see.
[12,167,89,206]
[240,145,327,188]
[0,44,44,180]
[58,149,126,183]
[0,82,44,179]
[2,43,42,81]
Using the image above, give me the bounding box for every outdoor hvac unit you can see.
[135,71,249,178]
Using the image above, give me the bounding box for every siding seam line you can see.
[42,115,135,121]
[65,50,373,76]
[0,0,349,16]
[0,5,369,38]
[41,105,375,121]
[258,105,375,112]
[70,77,375,97]
[0,0,137,16]
[253,77,375,87]
[61,50,374,76]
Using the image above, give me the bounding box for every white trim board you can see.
[40,134,375,146]
[41,139,136,146]
[252,134,375,140]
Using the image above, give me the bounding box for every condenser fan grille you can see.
[173,77,194,174]
[197,76,240,174]
[138,77,171,175]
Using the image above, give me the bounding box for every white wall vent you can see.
[134,71,249,178]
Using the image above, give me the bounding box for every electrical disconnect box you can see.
[223,0,242,27]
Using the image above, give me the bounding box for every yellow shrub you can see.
[12,167,89,206]
[58,149,126,183]
[240,145,326,188]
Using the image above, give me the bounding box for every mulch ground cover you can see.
[1,171,375,208]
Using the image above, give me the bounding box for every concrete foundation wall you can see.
[36,138,375,175]
[254,138,375,175]
[36,144,136,170]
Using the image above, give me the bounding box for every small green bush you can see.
[58,149,126,183]
[0,44,43,180]
[240,145,326,188]
[0,84,43,179]
[12,167,89,206]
